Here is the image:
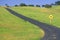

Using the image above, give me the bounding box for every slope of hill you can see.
[0,7,44,40]
[11,6,60,28]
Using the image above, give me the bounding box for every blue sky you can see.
[0,0,58,6]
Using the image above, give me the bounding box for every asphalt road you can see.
[5,8,60,40]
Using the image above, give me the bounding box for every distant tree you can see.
[42,5,45,7]
[36,5,40,7]
[15,5,18,7]
[20,3,27,6]
[42,4,52,8]
[5,4,9,7]
[28,4,34,7]
[55,1,60,5]
[51,3,55,5]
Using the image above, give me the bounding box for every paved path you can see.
[6,8,60,40]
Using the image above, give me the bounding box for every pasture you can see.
[11,6,60,28]
[0,7,44,40]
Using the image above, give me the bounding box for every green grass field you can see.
[0,7,44,40]
[11,6,60,28]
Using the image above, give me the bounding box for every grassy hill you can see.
[0,7,44,40]
[11,6,60,28]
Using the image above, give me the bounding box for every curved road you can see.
[5,8,60,40]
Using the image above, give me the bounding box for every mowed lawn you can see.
[11,6,60,28]
[0,7,44,40]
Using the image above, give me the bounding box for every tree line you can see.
[5,1,60,8]
[14,3,40,7]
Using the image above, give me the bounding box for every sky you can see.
[0,0,58,6]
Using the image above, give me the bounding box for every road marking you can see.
[47,36,57,40]
[52,34,56,37]
[53,36,56,39]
